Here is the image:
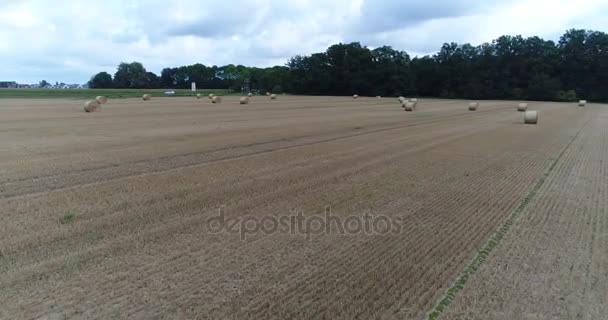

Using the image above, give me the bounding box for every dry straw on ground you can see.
[524,110,538,124]
[3,97,604,320]
[84,100,101,113]
[95,96,108,104]
[142,94,152,101]
[517,103,528,112]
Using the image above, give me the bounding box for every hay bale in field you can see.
[517,103,528,112]
[410,98,418,103]
[270,94,277,100]
[240,97,250,104]
[95,96,108,104]
[377,96,381,99]
[404,102,416,111]
[84,100,101,113]
[524,110,538,124]
[212,96,222,103]
[578,100,587,107]
[353,94,359,99]
[266,92,271,96]
[468,102,479,111]
[398,96,405,103]
[196,93,202,99]
[209,93,214,99]
[142,94,152,101]
[248,93,253,97]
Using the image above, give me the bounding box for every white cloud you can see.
[0,0,607,83]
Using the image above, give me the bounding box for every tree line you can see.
[89,29,608,101]
[89,62,289,93]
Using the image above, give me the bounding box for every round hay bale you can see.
[524,111,538,124]
[95,96,108,104]
[398,96,405,103]
[578,100,587,107]
[404,102,416,111]
[517,103,528,112]
[353,94,359,99]
[84,100,101,113]
[240,97,250,104]
[376,96,381,99]
[212,96,222,104]
[196,93,202,99]
[142,94,152,101]
[266,92,271,96]
[209,93,214,99]
[410,98,418,103]
[248,93,253,97]
[468,102,479,111]
[270,94,277,100]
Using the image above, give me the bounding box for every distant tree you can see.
[160,68,178,88]
[39,80,50,88]
[528,73,561,100]
[145,72,161,89]
[370,46,412,96]
[88,72,113,88]
[113,62,149,88]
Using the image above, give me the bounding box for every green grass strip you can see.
[0,88,234,99]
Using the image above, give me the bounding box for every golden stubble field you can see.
[0,96,606,319]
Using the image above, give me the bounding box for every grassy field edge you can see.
[0,88,236,99]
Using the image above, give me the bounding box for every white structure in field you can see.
[191,82,196,92]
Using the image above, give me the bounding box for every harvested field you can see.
[440,106,608,319]
[0,96,604,319]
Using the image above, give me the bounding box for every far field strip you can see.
[0,99,518,198]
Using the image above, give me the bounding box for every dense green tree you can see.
[87,72,113,89]
[113,62,149,88]
[160,68,177,88]
[144,72,160,89]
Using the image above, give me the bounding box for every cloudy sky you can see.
[1,0,607,84]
